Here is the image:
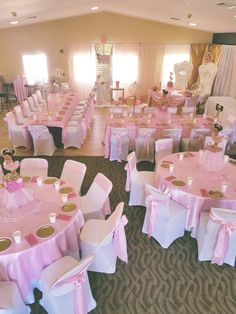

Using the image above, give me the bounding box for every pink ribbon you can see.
[146,194,168,237]
[113,132,127,160]
[124,164,130,192]
[210,211,236,266]
[143,133,151,157]
[114,215,128,263]
[55,271,87,314]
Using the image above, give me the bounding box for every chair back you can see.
[60,160,86,194]
[162,128,182,153]
[182,106,195,114]
[167,107,178,114]
[13,105,25,124]
[126,151,138,174]
[137,127,156,138]
[20,158,48,178]
[189,128,211,151]
[155,138,173,164]
[36,90,44,104]
[4,112,16,139]
[86,173,113,208]
[145,184,170,217]
[22,100,32,117]
[32,93,40,107]
[27,96,37,111]
[174,61,193,90]
[109,107,123,115]
[127,107,141,114]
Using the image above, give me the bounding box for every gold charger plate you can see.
[161,163,169,168]
[59,186,73,194]
[172,180,186,187]
[44,177,58,184]
[208,190,224,199]
[61,203,77,212]
[22,176,31,182]
[36,225,55,238]
[0,237,12,252]
[229,159,236,165]
[0,183,4,189]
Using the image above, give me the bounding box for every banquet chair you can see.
[219,128,234,151]
[22,100,32,118]
[20,158,48,179]
[125,151,155,206]
[174,61,193,90]
[182,106,195,114]
[4,112,32,149]
[109,107,123,115]
[80,173,113,221]
[60,160,86,195]
[155,138,173,165]
[204,136,228,153]
[0,281,29,314]
[182,128,211,152]
[167,107,178,114]
[80,202,128,273]
[196,207,236,266]
[142,184,187,248]
[13,105,27,125]
[127,106,142,114]
[32,93,41,107]
[64,125,83,149]
[161,128,182,153]
[135,128,156,162]
[35,90,45,105]
[40,255,97,314]
[110,127,129,162]
[27,126,57,156]
[144,107,157,115]
[27,96,37,112]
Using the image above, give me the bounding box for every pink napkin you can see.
[31,176,37,183]
[68,192,77,199]
[57,213,71,221]
[25,233,39,246]
[165,176,176,181]
[60,180,65,185]
[162,160,173,164]
[200,189,208,197]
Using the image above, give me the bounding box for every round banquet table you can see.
[155,152,236,237]
[0,176,84,302]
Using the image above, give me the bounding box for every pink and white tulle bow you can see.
[55,271,87,314]
[210,212,236,266]
[146,194,168,238]
[124,164,130,192]
[114,214,128,263]
[113,132,127,160]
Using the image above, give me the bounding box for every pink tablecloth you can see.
[0,178,84,301]
[155,152,236,237]
[104,113,213,158]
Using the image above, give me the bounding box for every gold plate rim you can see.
[44,177,58,184]
[0,183,4,189]
[36,225,55,238]
[0,237,12,252]
[61,202,77,212]
[22,176,31,182]
[172,180,186,187]
[59,186,74,194]
[208,190,224,199]
[161,163,169,168]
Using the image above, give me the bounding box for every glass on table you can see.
[179,153,184,161]
[221,182,228,193]
[54,180,60,191]
[61,194,68,203]
[36,177,43,186]
[49,212,57,224]
[169,164,174,173]
[13,231,21,243]
[187,176,193,186]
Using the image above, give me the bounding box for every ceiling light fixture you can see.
[189,22,197,26]
[10,21,19,25]
[91,6,99,10]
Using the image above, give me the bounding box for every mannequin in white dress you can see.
[174,61,193,90]
[198,52,217,98]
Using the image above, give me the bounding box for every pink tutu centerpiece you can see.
[198,146,225,172]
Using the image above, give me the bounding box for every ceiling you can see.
[0,0,236,33]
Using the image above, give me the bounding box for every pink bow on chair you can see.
[124,164,130,192]
[114,214,128,263]
[210,212,236,266]
[146,194,168,238]
[114,132,127,161]
[143,133,151,158]
[55,271,87,314]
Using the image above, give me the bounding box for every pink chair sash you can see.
[146,194,168,237]
[113,132,127,159]
[124,164,130,192]
[210,211,236,266]
[143,133,151,157]
[114,215,128,263]
[55,271,87,314]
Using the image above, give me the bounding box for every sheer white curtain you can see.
[68,44,96,100]
[213,45,236,98]
[161,44,190,88]
[138,44,165,96]
[112,44,139,96]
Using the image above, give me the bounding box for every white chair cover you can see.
[197,207,236,266]
[110,128,129,162]
[27,126,56,156]
[167,107,178,114]
[125,151,155,206]
[183,128,211,152]
[32,93,41,107]
[0,281,29,314]
[174,61,193,90]
[27,96,37,112]
[80,172,112,221]
[64,125,83,149]
[80,202,128,273]
[182,106,195,114]
[142,184,187,248]
[4,112,31,149]
[40,255,96,314]
[135,128,156,162]
[13,105,25,125]
[20,158,48,179]
[22,100,32,118]
[35,90,45,104]
[60,160,86,195]
[109,107,123,115]
[155,138,173,165]
[161,128,182,153]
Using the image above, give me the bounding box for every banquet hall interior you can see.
[1,0,236,313]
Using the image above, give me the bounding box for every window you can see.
[22,53,48,85]
[161,45,190,88]
[73,52,96,84]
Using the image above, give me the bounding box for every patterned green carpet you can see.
[1,156,236,314]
